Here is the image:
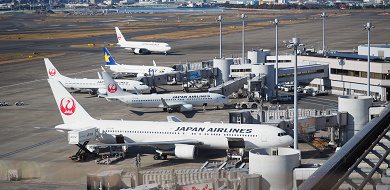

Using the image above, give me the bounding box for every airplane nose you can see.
[286,136,294,146]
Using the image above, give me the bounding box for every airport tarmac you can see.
[0,9,389,189]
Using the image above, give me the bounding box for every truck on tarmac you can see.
[235,102,258,109]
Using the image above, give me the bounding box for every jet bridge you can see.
[299,105,390,189]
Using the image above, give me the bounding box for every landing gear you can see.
[153,154,168,160]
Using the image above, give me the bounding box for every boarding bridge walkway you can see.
[299,105,390,190]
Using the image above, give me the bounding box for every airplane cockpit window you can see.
[278,132,288,136]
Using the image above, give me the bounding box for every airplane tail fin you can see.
[115,27,126,45]
[153,60,157,67]
[104,47,120,66]
[47,78,95,125]
[102,69,130,97]
[44,58,70,80]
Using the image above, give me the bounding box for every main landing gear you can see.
[153,150,168,160]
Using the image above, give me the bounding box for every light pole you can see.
[272,18,280,98]
[363,22,374,96]
[216,15,223,59]
[320,12,328,54]
[284,38,305,150]
[241,14,247,64]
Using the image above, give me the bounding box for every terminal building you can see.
[224,45,390,102]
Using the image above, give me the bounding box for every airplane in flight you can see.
[102,70,231,112]
[115,27,171,55]
[44,58,149,95]
[43,76,293,160]
[104,47,175,77]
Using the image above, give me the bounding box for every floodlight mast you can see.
[241,14,247,64]
[272,18,280,98]
[363,22,374,96]
[284,37,305,150]
[320,12,328,54]
[216,15,223,59]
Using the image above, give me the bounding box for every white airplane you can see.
[44,58,149,95]
[44,76,293,160]
[115,27,171,55]
[102,70,231,112]
[104,47,175,77]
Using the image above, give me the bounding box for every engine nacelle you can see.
[137,73,146,77]
[179,104,193,112]
[97,88,107,95]
[174,144,198,159]
[134,48,149,54]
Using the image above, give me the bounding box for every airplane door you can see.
[262,132,267,142]
[227,138,245,149]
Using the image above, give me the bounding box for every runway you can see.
[0,9,389,189]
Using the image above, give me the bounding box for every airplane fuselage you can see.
[58,120,293,150]
[61,78,149,91]
[114,93,230,108]
[119,41,171,53]
[106,65,174,75]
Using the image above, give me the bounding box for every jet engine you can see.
[174,144,198,159]
[179,104,193,112]
[97,88,107,95]
[134,49,149,54]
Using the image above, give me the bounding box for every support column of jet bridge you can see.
[249,147,300,190]
[251,64,275,101]
[213,58,233,86]
[338,95,372,145]
[247,49,270,65]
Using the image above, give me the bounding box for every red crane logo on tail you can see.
[117,35,122,41]
[108,83,117,93]
[49,68,56,76]
[60,98,76,116]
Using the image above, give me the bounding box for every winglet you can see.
[134,87,142,95]
[97,72,102,79]
[167,116,183,122]
[161,97,169,107]
[103,48,120,66]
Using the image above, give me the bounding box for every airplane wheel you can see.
[161,155,167,160]
[153,155,160,160]
[163,108,168,112]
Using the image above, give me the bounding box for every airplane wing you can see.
[90,140,203,148]
[34,127,73,131]
[160,97,185,109]
[167,116,183,122]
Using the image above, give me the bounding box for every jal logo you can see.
[108,83,117,93]
[117,36,122,41]
[48,68,56,76]
[60,97,76,116]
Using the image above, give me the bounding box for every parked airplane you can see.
[44,58,149,95]
[102,70,231,112]
[115,27,171,55]
[44,76,293,160]
[104,47,175,77]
